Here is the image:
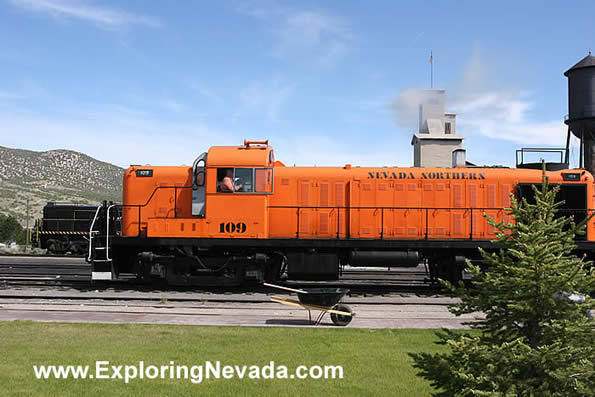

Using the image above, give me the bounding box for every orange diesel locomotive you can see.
[88,140,595,285]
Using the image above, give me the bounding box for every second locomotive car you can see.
[35,202,96,254]
[88,140,595,285]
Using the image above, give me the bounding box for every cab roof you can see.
[207,141,274,167]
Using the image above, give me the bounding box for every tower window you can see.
[445,122,451,134]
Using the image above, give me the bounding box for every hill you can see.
[0,146,123,226]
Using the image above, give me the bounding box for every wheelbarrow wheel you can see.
[331,304,353,326]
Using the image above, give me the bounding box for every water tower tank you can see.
[564,52,595,140]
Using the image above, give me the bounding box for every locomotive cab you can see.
[203,140,275,239]
[118,140,275,240]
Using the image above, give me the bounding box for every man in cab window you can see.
[220,169,242,192]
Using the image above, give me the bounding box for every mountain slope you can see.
[0,146,124,225]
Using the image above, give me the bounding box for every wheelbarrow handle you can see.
[263,282,308,294]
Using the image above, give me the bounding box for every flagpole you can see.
[430,50,433,88]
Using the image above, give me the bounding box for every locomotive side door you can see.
[192,152,207,217]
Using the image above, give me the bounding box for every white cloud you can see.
[275,10,349,64]
[391,48,567,146]
[234,79,294,121]
[452,92,565,145]
[239,4,351,65]
[10,0,160,28]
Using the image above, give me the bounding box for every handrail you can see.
[270,205,507,210]
[117,185,192,236]
[132,185,192,209]
[516,147,566,166]
[268,205,590,240]
[115,185,592,240]
[87,206,102,262]
[105,204,118,261]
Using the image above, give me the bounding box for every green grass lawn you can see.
[0,322,452,396]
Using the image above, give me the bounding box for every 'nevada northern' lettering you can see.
[367,171,485,180]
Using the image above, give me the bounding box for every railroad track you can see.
[0,256,436,292]
[0,277,436,294]
[0,286,449,304]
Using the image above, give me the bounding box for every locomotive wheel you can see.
[331,304,353,326]
[431,257,463,286]
[264,256,283,282]
[135,258,151,283]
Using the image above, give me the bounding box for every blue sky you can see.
[0,0,593,168]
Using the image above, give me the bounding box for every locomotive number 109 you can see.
[219,222,247,233]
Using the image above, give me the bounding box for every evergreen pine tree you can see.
[412,170,594,396]
[0,214,26,244]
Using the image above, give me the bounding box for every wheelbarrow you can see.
[264,283,355,326]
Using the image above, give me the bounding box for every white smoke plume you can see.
[391,88,443,128]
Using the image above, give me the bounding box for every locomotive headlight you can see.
[562,173,580,181]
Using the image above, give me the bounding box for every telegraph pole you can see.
[25,197,30,250]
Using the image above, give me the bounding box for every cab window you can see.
[217,168,273,194]
[255,168,273,192]
[234,168,253,192]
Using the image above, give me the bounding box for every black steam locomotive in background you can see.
[32,203,97,255]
